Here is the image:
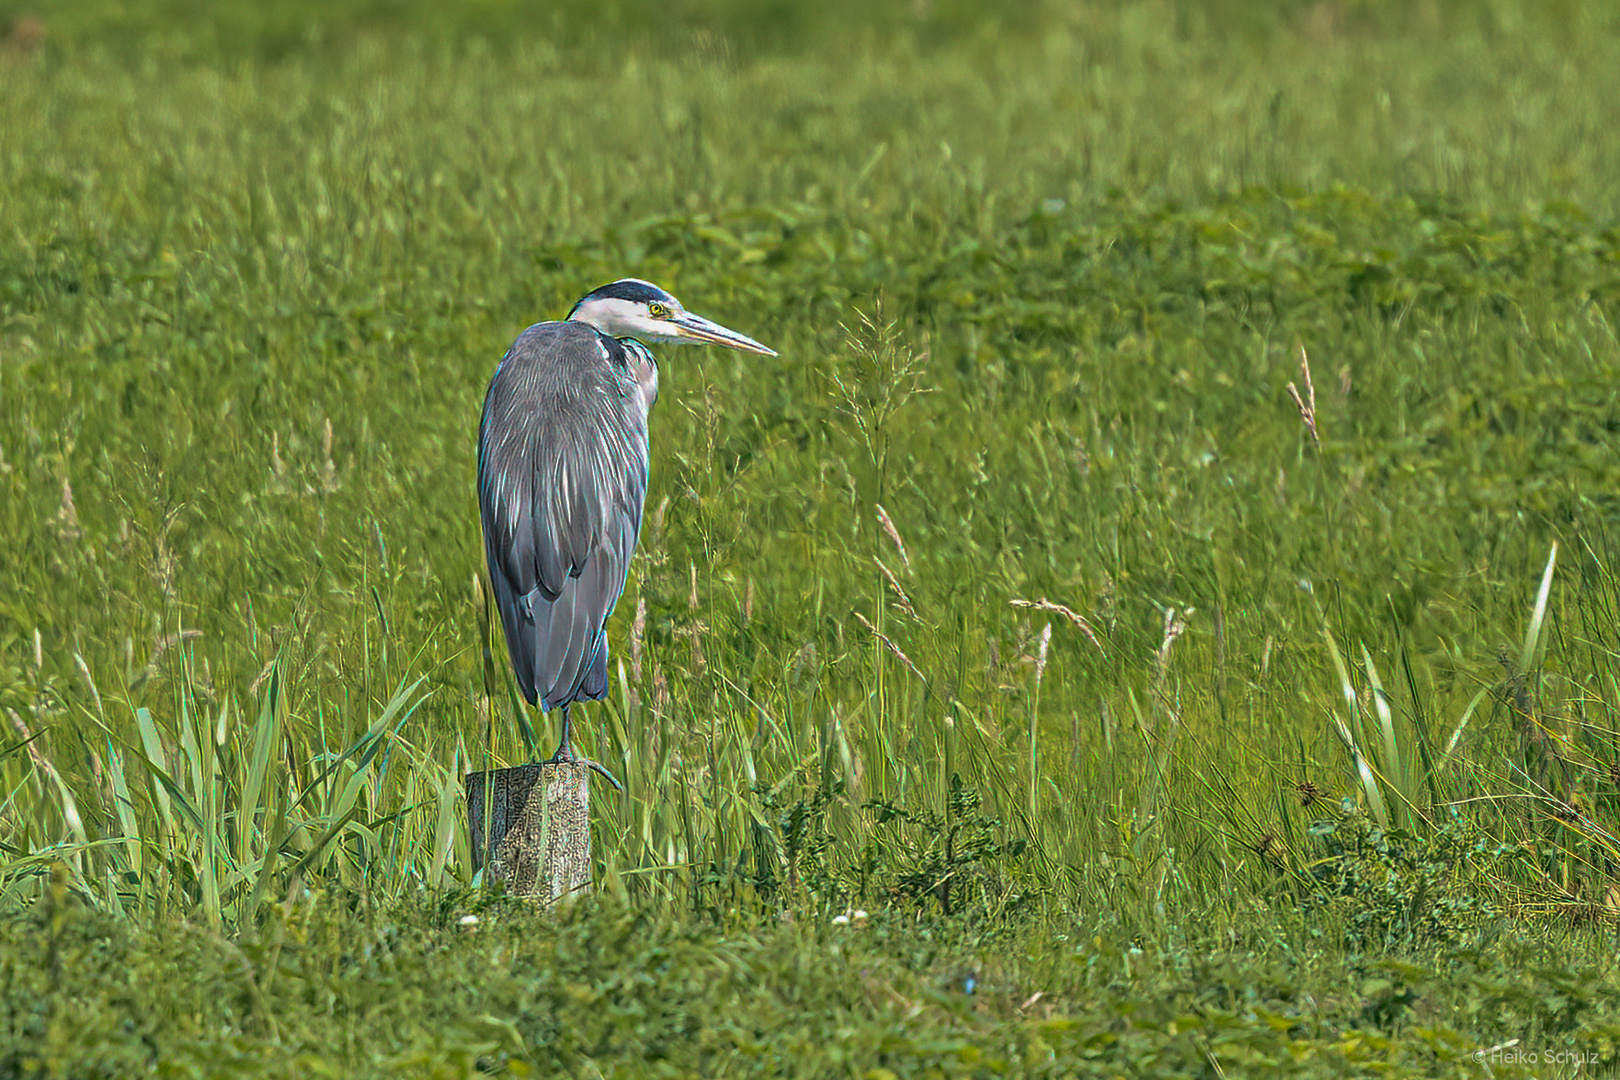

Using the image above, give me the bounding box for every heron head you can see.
[566,279,777,355]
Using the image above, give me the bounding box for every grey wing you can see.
[478,329,649,710]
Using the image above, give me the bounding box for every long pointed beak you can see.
[670,312,777,356]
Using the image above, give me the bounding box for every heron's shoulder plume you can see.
[497,320,621,385]
[508,318,602,353]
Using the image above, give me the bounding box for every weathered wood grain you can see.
[465,762,590,902]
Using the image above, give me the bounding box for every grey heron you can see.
[478,279,776,789]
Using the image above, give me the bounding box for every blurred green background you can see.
[5,0,1620,1074]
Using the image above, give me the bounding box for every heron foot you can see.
[540,748,624,792]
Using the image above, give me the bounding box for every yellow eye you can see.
[647,302,669,318]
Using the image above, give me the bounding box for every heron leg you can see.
[551,706,576,761]
[542,706,623,791]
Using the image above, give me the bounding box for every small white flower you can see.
[459,914,480,928]
[831,914,850,926]
[853,910,869,922]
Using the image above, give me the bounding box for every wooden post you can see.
[464,762,591,903]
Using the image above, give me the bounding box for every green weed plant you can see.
[6,0,1620,1073]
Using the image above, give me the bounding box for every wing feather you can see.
[478,322,650,710]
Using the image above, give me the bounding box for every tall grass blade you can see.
[1439,687,1492,768]
[1360,647,1410,826]
[133,707,175,834]
[1519,541,1558,675]
[104,737,143,880]
[1319,621,1389,829]
[236,665,280,870]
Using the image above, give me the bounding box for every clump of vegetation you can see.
[1304,812,1511,950]
[8,0,1620,1073]
[8,874,1620,1077]
[757,774,1033,924]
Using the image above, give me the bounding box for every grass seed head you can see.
[52,478,81,543]
[1252,831,1286,869]
[1010,597,1106,656]
[631,596,646,683]
[875,504,910,572]
[1285,345,1321,449]
[853,611,925,681]
[875,557,917,620]
[1033,623,1052,689]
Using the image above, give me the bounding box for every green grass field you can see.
[6,0,1620,1074]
